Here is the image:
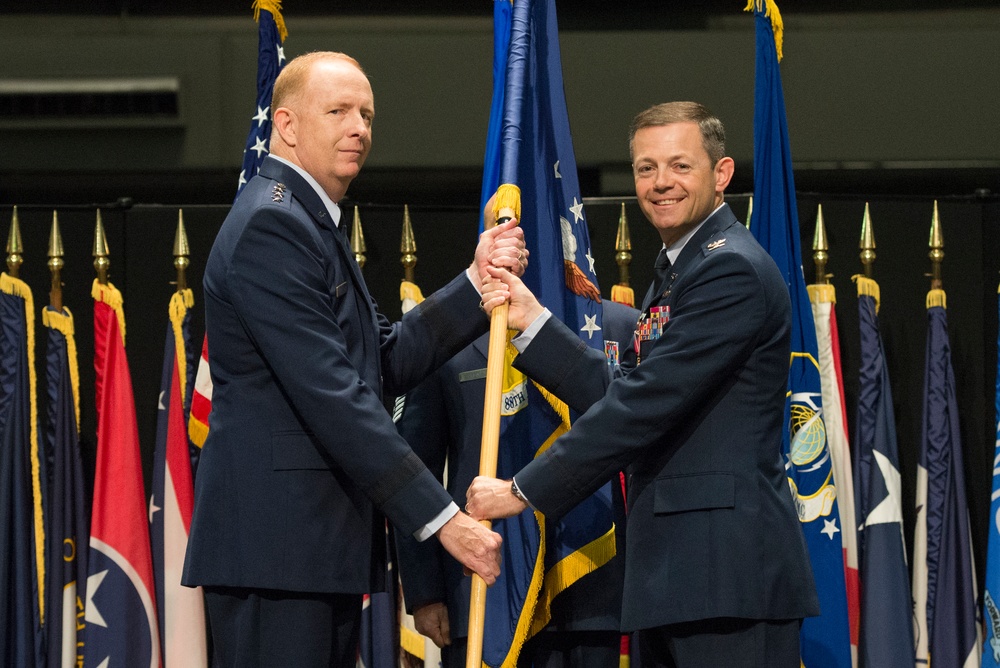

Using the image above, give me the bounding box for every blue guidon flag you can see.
[480,1,616,665]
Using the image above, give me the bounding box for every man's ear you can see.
[715,156,735,193]
[272,107,296,147]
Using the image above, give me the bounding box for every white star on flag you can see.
[85,570,110,627]
[569,197,584,224]
[820,518,840,540]
[858,449,904,530]
[251,136,269,158]
[580,314,601,339]
[553,160,561,179]
[277,44,286,65]
[149,495,161,524]
[585,250,595,273]
[252,105,270,127]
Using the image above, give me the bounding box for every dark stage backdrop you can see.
[6,193,998,586]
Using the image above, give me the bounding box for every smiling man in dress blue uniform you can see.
[467,102,819,668]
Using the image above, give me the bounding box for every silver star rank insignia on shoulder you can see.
[271,182,286,203]
[706,238,727,251]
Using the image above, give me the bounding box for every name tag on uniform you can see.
[458,368,487,383]
[334,281,348,298]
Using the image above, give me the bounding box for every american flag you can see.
[189,0,287,446]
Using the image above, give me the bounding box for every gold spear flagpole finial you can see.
[7,205,24,277]
[48,210,65,310]
[745,195,753,230]
[400,204,417,283]
[615,201,632,261]
[610,202,634,305]
[928,199,944,291]
[174,209,190,291]
[351,205,367,269]
[859,202,876,278]
[93,209,110,284]
[812,203,830,284]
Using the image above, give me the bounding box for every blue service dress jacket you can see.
[511,204,820,631]
[395,300,640,638]
[182,157,490,594]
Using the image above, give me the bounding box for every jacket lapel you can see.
[258,157,381,360]
[640,203,740,312]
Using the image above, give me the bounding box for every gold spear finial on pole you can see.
[615,202,632,288]
[48,210,65,310]
[812,204,830,284]
[174,209,190,292]
[927,200,943,290]
[745,195,753,230]
[351,205,367,269]
[93,209,110,284]
[859,202,876,278]
[400,204,417,283]
[610,202,635,306]
[6,205,24,278]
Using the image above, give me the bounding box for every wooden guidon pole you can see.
[466,184,520,668]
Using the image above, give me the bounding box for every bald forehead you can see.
[272,53,369,110]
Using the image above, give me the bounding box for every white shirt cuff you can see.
[511,308,552,352]
[414,502,460,542]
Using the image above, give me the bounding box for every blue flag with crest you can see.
[746,3,851,666]
[985,283,1000,667]
[480,1,616,665]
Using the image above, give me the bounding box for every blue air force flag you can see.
[480,0,615,665]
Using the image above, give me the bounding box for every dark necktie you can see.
[653,248,671,287]
[641,249,672,312]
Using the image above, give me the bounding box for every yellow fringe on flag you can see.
[853,275,880,315]
[1,272,45,623]
[529,524,618,637]
[531,380,571,433]
[493,183,522,221]
[252,0,288,43]
[399,280,425,308]
[806,283,836,305]
[169,290,194,401]
[189,419,209,450]
[498,510,547,668]
[926,288,946,310]
[92,279,126,345]
[42,307,81,433]
[744,0,785,62]
[610,284,635,308]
